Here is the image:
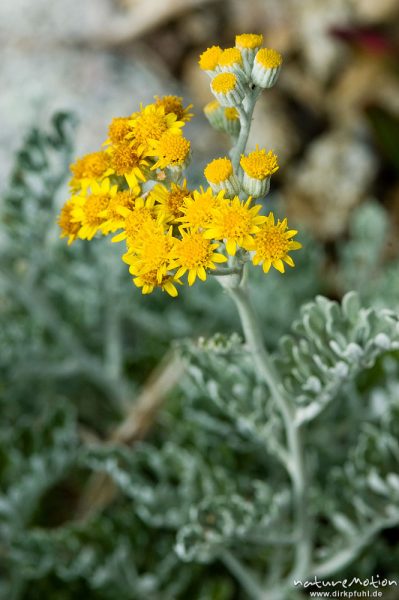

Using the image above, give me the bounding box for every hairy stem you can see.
[231,87,260,172]
[219,273,312,590]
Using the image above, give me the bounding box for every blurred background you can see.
[1,1,399,599]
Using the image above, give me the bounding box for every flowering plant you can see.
[1,33,398,600]
[59,33,300,297]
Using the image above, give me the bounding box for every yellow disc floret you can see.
[211,73,237,94]
[204,157,233,184]
[70,151,110,190]
[58,199,81,245]
[204,196,266,256]
[149,132,191,170]
[179,188,225,231]
[107,117,133,144]
[149,180,192,223]
[170,231,227,285]
[240,147,279,180]
[235,34,263,49]
[130,104,184,154]
[199,45,223,71]
[252,212,302,273]
[154,95,193,122]
[219,48,243,67]
[256,48,283,69]
[71,179,117,240]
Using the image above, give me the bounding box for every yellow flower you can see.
[148,180,192,223]
[129,104,185,155]
[252,48,283,88]
[71,179,117,240]
[251,212,302,273]
[148,132,191,171]
[255,48,282,69]
[235,34,263,50]
[204,157,240,196]
[240,147,279,180]
[211,72,245,107]
[58,199,81,245]
[204,195,266,256]
[112,196,157,250]
[170,230,227,285]
[69,151,110,191]
[199,45,222,72]
[99,187,140,234]
[123,228,178,293]
[219,47,243,68]
[106,117,134,145]
[131,270,181,297]
[154,95,193,123]
[179,187,225,231]
[108,141,149,188]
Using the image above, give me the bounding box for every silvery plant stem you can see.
[231,87,261,172]
[223,277,311,586]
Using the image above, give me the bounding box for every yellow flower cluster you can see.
[58,35,301,298]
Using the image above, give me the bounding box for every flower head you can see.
[251,212,302,273]
[148,132,191,171]
[99,188,140,234]
[71,179,117,240]
[199,45,223,73]
[235,34,263,74]
[112,196,157,250]
[58,199,81,244]
[211,72,245,107]
[123,227,176,282]
[109,141,149,187]
[154,95,193,123]
[129,104,184,154]
[170,230,227,285]
[149,180,192,223]
[204,195,265,256]
[204,157,240,196]
[252,48,283,88]
[69,151,110,191]
[131,269,181,297]
[240,147,279,180]
[235,34,263,50]
[107,117,134,145]
[179,187,225,231]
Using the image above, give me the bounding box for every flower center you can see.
[83,194,110,226]
[235,33,263,49]
[108,117,132,144]
[256,227,289,260]
[71,151,109,180]
[178,234,213,269]
[219,48,243,67]
[157,133,190,165]
[133,112,168,145]
[211,73,237,94]
[256,48,282,69]
[199,45,222,71]
[111,143,141,175]
[240,149,279,180]
[204,158,233,184]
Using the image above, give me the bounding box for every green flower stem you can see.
[218,272,312,589]
[231,87,260,173]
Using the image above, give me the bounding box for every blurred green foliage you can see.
[1,115,399,599]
